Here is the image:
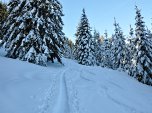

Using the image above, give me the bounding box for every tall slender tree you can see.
[63,37,74,59]
[75,9,95,66]
[125,25,135,73]
[131,6,152,85]
[111,18,126,70]
[93,30,102,66]
[1,0,64,66]
[103,30,112,68]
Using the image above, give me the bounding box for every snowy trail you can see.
[66,69,81,113]
[38,60,81,113]
[51,62,81,113]
[52,69,70,113]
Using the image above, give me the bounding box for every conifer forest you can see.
[0,1,152,113]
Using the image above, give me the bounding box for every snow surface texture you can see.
[0,48,152,113]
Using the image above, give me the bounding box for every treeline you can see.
[0,0,151,85]
[64,7,152,86]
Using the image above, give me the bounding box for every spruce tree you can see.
[93,30,102,66]
[69,39,75,59]
[63,37,74,59]
[2,0,64,66]
[131,6,152,85]
[125,25,135,73]
[73,40,78,60]
[103,30,112,68]
[75,9,95,66]
[111,19,126,70]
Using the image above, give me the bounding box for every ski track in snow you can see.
[98,84,143,113]
[52,68,70,113]
[79,69,144,113]
[37,64,81,113]
[106,93,144,113]
[37,72,59,113]
[66,69,80,113]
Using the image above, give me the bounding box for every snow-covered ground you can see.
[0,48,152,113]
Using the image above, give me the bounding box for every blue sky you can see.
[4,0,152,41]
[60,0,152,41]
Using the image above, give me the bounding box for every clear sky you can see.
[59,0,152,41]
[3,0,152,42]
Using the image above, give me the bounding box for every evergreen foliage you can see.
[129,25,134,37]
[124,25,135,73]
[93,30,102,66]
[0,2,8,40]
[63,37,74,59]
[73,40,78,60]
[131,6,152,85]
[110,19,126,70]
[1,0,64,66]
[102,31,112,68]
[75,9,95,66]
[0,1,151,86]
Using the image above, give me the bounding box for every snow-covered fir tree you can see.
[104,30,108,39]
[63,37,74,59]
[124,25,135,73]
[2,0,64,66]
[75,9,95,66]
[102,30,112,68]
[111,19,126,70]
[69,40,75,59]
[95,30,111,67]
[73,40,78,60]
[131,6,152,85]
[93,30,102,66]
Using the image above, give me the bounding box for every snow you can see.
[0,48,152,113]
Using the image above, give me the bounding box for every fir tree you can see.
[1,0,64,66]
[111,19,126,70]
[73,40,78,60]
[63,37,74,59]
[69,39,75,59]
[104,30,108,39]
[75,9,95,66]
[93,30,102,66]
[131,6,152,85]
[125,25,135,73]
[103,30,112,68]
